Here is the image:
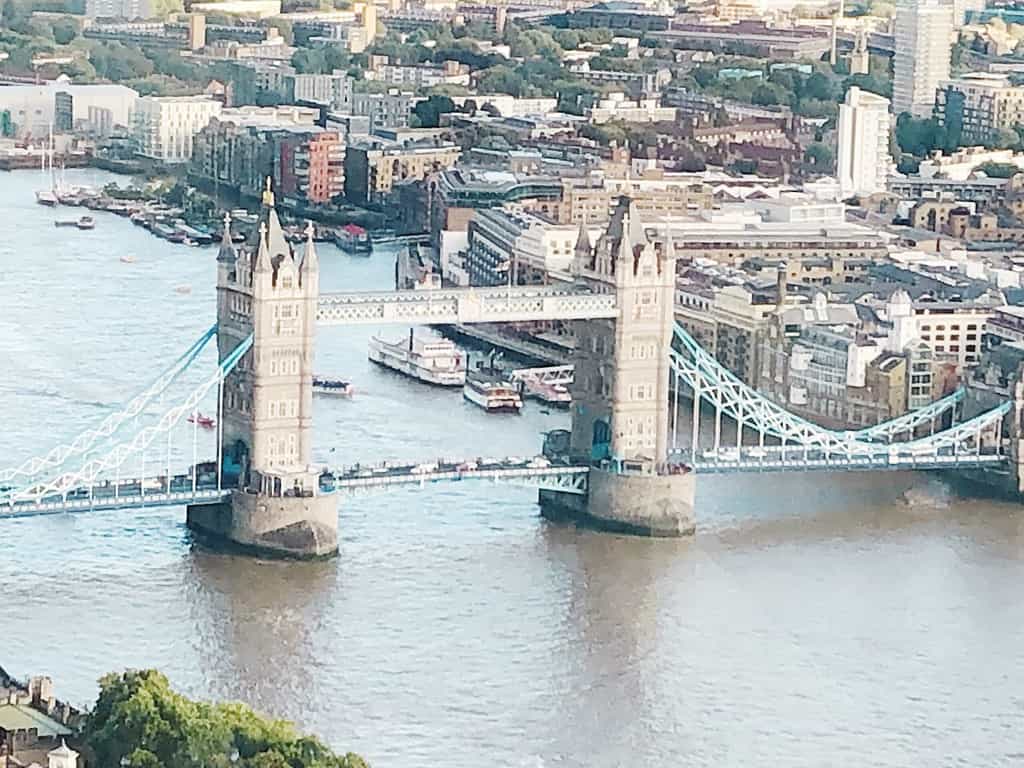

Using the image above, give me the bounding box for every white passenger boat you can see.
[368,331,466,386]
[463,372,523,413]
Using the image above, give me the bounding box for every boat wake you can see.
[902,478,952,510]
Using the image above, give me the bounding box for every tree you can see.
[90,42,154,81]
[412,94,456,127]
[895,112,950,156]
[804,141,835,171]
[975,161,1021,178]
[803,71,834,100]
[475,65,524,97]
[751,83,786,106]
[49,17,77,45]
[86,670,369,768]
[990,127,1020,150]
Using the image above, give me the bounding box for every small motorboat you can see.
[312,377,354,396]
[120,255,135,264]
[187,412,216,429]
[76,216,95,230]
[175,284,192,295]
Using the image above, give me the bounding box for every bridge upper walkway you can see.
[317,285,617,326]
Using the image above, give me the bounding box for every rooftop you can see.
[0,704,72,738]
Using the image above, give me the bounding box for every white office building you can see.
[837,86,894,198]
[133,95,222,163]
[892,0,954,117]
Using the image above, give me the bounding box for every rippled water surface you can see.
[3,170,1024,767]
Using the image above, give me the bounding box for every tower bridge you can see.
[2,188,1023,557]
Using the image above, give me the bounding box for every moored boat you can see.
[36,189,58,206]
[463,372,523,413]
[334,223,372,256]
[368,331,465,386]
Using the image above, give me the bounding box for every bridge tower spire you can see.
[188,182,338,558]
[543,197,696,536]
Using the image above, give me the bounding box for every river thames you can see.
[3,170,1024,767]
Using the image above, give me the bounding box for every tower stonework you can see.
[187,186,338,558]
[541,198,695,536]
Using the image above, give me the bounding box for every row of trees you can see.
[86,670,368,768]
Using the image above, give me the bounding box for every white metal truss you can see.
[317,286,617,326]
[848,388,964,442]
[0,325,217,485]
[2,334,252,506]
[671,323,1011,464]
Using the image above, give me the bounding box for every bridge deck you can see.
[1,461,590,517]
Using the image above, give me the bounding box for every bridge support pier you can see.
[187,486,338,559]
[539,467,695,537]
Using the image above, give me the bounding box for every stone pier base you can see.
[187,490,338,559]
[540,468,696,537]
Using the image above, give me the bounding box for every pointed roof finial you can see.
[300,220,318,276]
[262,176,275,207]
[217,210,236,263]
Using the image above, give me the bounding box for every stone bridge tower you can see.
[540,198,696,536]
[187,182,338,558]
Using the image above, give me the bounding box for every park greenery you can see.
[85,670,368,768]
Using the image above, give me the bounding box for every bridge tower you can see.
[186,182,338,558]
[540,198,696,536]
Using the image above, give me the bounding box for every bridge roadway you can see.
[317,285,617,326]
[0,458,590,517]
[682,446,1007,473]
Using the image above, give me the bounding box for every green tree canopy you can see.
[412,93,456,127]
[86,671,369,768]
[975,161,1022,178]
[804,141,835,171]
[895,112,950,157]
[475,64,524,96]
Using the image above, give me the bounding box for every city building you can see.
[837,86,894,199]
[343,137,461,205]
[462,207,601,286]
[190,105,341,205]
[566,65,672,99]
[228,62,352,111]
[647,21,831,60]
[350,90,422,131]
[85,0,151,19]
[563,0,672,31]
[935,73,1024,146]
[365,61,471,89]
[655,199,888,279]
[0,80,137,138]
[133,95,222,163]
[586,94,677,124]
[893,0,954,117]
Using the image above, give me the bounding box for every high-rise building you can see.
[838,86,894,199]
[892,0,954,118]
